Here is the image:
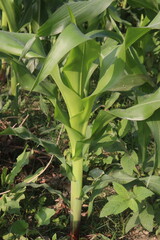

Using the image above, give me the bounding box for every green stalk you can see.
[122,0,127,8]
[0,11,7,81]
[70,158,83,240]
[10,66,18,115]
[2,11,8,31]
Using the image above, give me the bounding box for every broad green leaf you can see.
[0,31,45,58]
[113,182,130,199]
[121,151,138,175]
[6,147,32,184]
[133,186,154,202]
[34,24,92,89]
[89,168,104,179]
[100,195,129,217]
[111,88,160,121]
[139,203,154,232]
[147,109,160,168]
[38,0,114,36]
[0,0,18,32]
[35,207,55,226]
[10,220,28,235]
[141,175,160,195]
[105,74,148,91]
[125,28,150,49]
[125,212,140,233]
[63,40,100,97]
[128,198,138,212]
[110,170,136,184]
[1,191,25,214]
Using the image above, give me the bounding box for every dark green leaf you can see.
[10,220,28,235]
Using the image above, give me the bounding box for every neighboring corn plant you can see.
[0,1,160,239]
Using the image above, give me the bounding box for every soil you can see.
[124,226,158,240]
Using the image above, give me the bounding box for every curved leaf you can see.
[111,88,160,120]
[0,31,45,58]
[38,0,114,36]
[34,24,91,89]
[0,0,18,32]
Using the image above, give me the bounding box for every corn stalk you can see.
[1,1,159,239]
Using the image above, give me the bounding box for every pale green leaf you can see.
[93,44,125,95]
[110,170,136,184]
[113,182,130,199]
[139,203,154,232]
[128,198,138,212]
[133,186,154,202]
[111,88,160,121]
[89,168,104,179]
[125,212,139,233]
[0,31,45,58]
[148,11,160,29]
[121,151,138,175]
[100,195,129,217]
[35,24,91,88]
[35,207,55,226]
[63,40,100,97]
[106,74,148,91]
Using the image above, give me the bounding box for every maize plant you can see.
[0,0,160,239]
